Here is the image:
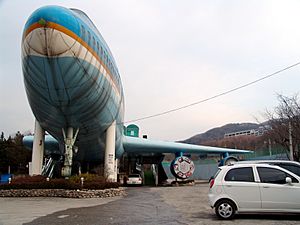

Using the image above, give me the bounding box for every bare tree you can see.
[264,94,300,161]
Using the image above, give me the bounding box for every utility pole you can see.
[268,138,272,156]
[289,121,294,161]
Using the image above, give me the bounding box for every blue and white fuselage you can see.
[22,6,124,162]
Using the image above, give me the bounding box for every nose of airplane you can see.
[22,5,79,57]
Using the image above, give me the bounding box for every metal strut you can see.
[61,127,79,177]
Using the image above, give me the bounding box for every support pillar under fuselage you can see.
[30,120,45,176]
[104,120,117,182]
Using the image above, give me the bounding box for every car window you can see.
[277,164,300,177]
[224,167,254,182]
[257,167,298,184]
[128,174,140,178]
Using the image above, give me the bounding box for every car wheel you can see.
[215,200,235,219]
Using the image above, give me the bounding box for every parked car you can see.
[235,160,300,177]
[208,163,300,219]
[126,174,143,186]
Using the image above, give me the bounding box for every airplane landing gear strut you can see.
[61,127,79,177]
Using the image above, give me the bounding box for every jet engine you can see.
[170,155,195,179]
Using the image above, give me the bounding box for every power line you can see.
[124,61,300,124]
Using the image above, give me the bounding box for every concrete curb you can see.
[0,187,126,198]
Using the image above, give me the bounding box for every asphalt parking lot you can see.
[1,182,300,225]
[154,182,300,225]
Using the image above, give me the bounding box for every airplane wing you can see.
[23,135,61,155]
[23,135,252,157]
[122,136,252,154]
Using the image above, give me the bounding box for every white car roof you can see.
[220,163,288,170]
[235,160,300,165]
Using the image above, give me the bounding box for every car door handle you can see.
[225,185,232,187]
[262,186,269,188]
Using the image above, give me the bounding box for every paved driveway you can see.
[154,183,300,225]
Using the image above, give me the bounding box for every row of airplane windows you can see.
[81,25,121,89]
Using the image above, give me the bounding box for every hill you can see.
[182,123,260,144]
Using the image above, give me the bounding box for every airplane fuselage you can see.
[22,6,125,162]
[22,5,253,179]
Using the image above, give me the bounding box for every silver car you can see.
[126,174,143,186]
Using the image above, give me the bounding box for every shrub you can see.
[83,182,120,190]
[12,175,46,183]
[0,174,120,190]
[69,173,106,183]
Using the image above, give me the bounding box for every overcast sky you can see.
[1,0,300,141]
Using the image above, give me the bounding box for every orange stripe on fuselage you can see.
[23,21,120,96]
[24,23,43,38]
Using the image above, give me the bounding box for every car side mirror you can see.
[286,177,292,185]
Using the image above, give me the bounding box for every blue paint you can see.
[24,5,120,89]
[24,6,80,36]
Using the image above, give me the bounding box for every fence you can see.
[162,147,290,180]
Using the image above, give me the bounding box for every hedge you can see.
[0,175,120,190]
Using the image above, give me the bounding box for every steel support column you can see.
[30,120,45,176]
[104,120,116,181]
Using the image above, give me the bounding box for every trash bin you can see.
[0,174,12,183]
